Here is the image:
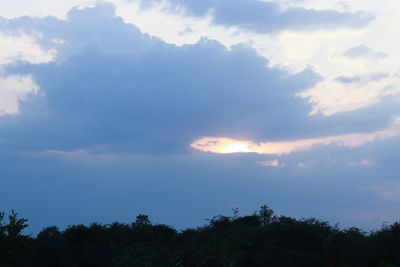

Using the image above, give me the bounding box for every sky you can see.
[1,0,400,234]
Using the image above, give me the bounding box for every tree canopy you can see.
[0,206,399,266]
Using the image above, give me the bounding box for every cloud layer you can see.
[0,4,393,154]
[142,0,374,33]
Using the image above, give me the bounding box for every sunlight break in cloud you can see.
[299,72,399,115]
[0,75,39,116]
[191,116,400,155]
[0,33,55,116]
[0,33,56,66]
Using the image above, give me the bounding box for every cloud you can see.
[0,3,395,156]
[0,75,39,116]
[335,76,361,84]
[297,162,311,168]
[346,159,372,167]
[0,0,94,19]
[0,33,56,66]
[3,40,315,153]
[140,0,374,33]
[0,4,312,153]
[367,181,400,202]
[299,73,400,115]
[191,116,400,155]
[0,32,55,116]
[343,44,388,60]
[0,3,160,62]
[257,159,281,167]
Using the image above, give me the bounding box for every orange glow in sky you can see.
[191,117,400,155]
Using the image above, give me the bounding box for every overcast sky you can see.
[1,0,400,234]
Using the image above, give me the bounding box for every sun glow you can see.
[220,142,251,153]
[191,117,400,155]
[191,138,255,154]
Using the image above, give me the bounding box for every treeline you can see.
[1,206,400,266]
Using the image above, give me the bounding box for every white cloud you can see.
[110,0,243,46]
[0,75,39,116]
[0,33,56,66]
[0,33,56,116]
[299,73,399,115]
[0,0,95,19]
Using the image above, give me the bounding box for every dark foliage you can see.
[1,206,400,266]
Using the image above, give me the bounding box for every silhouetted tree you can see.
[0,210,30,266]
[3,206,400,266]
[133,214,151,228]
[258,204,275,226]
